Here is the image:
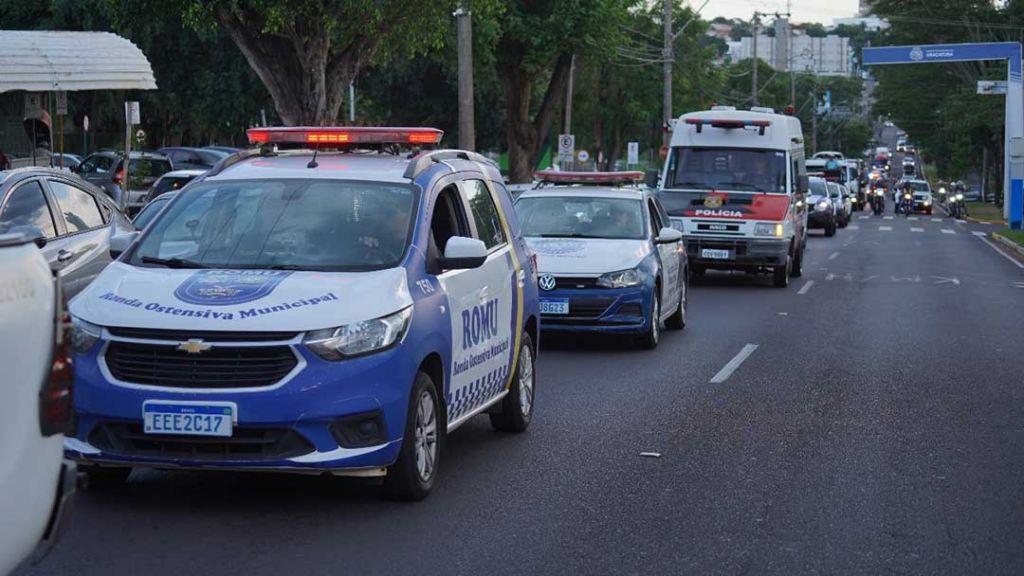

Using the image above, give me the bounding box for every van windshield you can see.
[665,147,787,194]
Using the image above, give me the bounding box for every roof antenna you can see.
[307,145,319,169]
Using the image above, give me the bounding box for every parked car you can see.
[49,153,82,171]
[143,169,205,204]
[157,147,230,171]
[0,168,134,298]
[203,145,244,155]
[132,191,176,231]
[74,151,173,215]
[0,234,76,574]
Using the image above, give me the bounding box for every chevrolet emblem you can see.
[177,339,212,354]
[704,196,724,208]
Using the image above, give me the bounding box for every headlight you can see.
[816,200,830,211]
[904,194,912,200]
[304,307,412,360]
[754,222,784,237]
[597,267,644,289]
[939,187,947,194]
[924,200,931,206]
[956,193,964,201]
[71,316,101,353]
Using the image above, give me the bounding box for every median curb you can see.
[966,215,1005,225]
[992,232,1024,260]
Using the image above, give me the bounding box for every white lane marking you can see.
[941,229,956,235]
[827,251,840,261]
[972,231,987,237]
[956,219,967,224]
[932,218,943,222]
[883,216,894,220]
[908,217,919,221]
[858,215,870,220]
[911,227,924,232]
[825,273,835,281]
[879,226,893,231]
[710,344,759,384]
[847,225,860,230]
[978,236,1024,269]
[797,280,815,295]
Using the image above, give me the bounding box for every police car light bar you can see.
[685,118,771,135]
[534,170,644,185]
[246,127,444,146]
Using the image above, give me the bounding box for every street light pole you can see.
[752,12,760,106]
[455,4,475,151]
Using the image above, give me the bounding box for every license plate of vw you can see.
[701,248,732,260]
[143,401,236,437]
[539,298,569,315]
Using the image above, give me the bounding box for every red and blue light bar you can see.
[534,170,644,185]
[246,127,443,146]
[685,118,771,135]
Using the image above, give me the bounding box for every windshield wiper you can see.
[140,256,210,269]
[535,233,594,238]
[257,264,315,271]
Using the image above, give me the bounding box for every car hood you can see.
[807,194,829,205]
[69,262,411,332]
[526,237,650,275]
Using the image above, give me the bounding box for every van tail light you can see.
[40,274,75,437]
[113,167,124,186]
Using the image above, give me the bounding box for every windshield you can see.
[911,182,930,192]
[516,196,646,240]
[665,147,787,193]
[132,196,171,230]
[808,179,828,196]
[129,179,416,271]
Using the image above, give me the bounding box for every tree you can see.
[185,0,457,126]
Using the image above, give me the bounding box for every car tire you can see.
[773,255,791,288]
[790,244,804,278]
[489,332,536,433]
[383,371,441,501]
[665,276,687,331]
[927,208,933,215]
[82,465,132,489]
[825,219,837,237]
[639,291,661,349]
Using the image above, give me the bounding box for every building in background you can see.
[832,15,889,31]
[729,32,852,76]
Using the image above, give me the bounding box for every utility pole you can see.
[751,12,760,106]
[811,90,818,152]
[564,54,575,135]
[455,4,475,150]
[663,0,673,146]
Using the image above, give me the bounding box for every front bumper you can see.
[66,340,412,473]
[686,236,789,270]
[807,210,834,228]
[538,285,651,334]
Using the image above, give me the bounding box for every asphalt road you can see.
[20,206,1024,576]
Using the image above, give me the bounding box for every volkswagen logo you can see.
[538,274,556,291]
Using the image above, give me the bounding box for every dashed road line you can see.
[941,229,956,235]
[847,225,860,230]
[879,226,892,231]
[797,280,815,295]
[710,344,759,384]
[827,251,840,261]
[931,218,943,222]
[972,231,987,237]
[910,227,924,232]
[908,217,919,221]
[883,216,894,220]
[858,215,870,220]
[955,219,967,224]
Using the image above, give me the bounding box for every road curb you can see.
[992,232,1024,261]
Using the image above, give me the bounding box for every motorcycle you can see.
[871,187,885,215]
[948,191,966,219]
[899,191,913,217]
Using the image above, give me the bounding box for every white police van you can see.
[516,171,687,349]
[65,127,540,500]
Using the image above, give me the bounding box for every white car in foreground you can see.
[0,234,76,574]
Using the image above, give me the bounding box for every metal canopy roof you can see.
[0,30,157,93]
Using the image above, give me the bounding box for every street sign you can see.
[577,150,589,163]
[56,91,67,115]
[627,142,639,165]
[125,101,141,125]
[24,93,41,116]
[978,80,1008,95]
[558,134,575,162]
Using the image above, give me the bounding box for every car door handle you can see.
[57,249,74,263]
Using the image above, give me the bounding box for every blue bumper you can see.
[65,342,416,472]
[539,285,652,334]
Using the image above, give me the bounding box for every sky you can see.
[697,0,861,25]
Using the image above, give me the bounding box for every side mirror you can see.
[109,230,139,259]
[656,227,683,244]
[439,236,488,270]
[645,169,660,189]
[7,226,47,248]
[796,175,809,195]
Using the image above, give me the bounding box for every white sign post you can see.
[122,102,142,212]
[627,142,639,166]
[558,134,575,164]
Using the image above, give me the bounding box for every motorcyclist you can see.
[898,180,914,215]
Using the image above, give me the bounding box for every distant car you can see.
[806,177,837,236]
[812,151,845,160]
[131,191,176,231]
[157,147,230,171]
[902,160,917,177]
[828,181,851,228]
[0,168,135,298]
[884,121,894,127]
[0,235,76,574]
[74,151,173,215]
[964,186,982,201]
[203,145,244,155]
[49,153,82,171]
[904,145,917,156]
[143,169,205,204]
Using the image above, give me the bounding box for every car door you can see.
[0,179,68,270]
[43,178,113,297]
[647,197,679,314]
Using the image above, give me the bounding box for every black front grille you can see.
[616,304,643,317]
[106,341,297,389]
[107,327,297,342]
[554,276,599,289]
[89,423,314,461]
[568,297,614,318]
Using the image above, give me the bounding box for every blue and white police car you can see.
[65,127,540,500]
[515,171,687,349]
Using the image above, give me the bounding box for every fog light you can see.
[330,412,387,448]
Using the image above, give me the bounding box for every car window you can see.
[516,196,645,240]
[129,159,172,180]
[48,180,105,233]
[430,185,470,256]
[0,180,58,238]
[132,196,171,230]
[809,179,827,196]
[461,180,506,250]
[153,175,197,199]
[131,179,416,271]
[80,155,112,174]
[647,200,662,236]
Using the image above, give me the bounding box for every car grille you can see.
[688,238,749,256]
[554,276,599,290]
[105,341,298,389]
[568,296,614,318]
[88,423,314,461]
[107,327,297,343]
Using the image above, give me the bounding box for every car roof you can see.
[517,186,647,201]
[161,169,207,178]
